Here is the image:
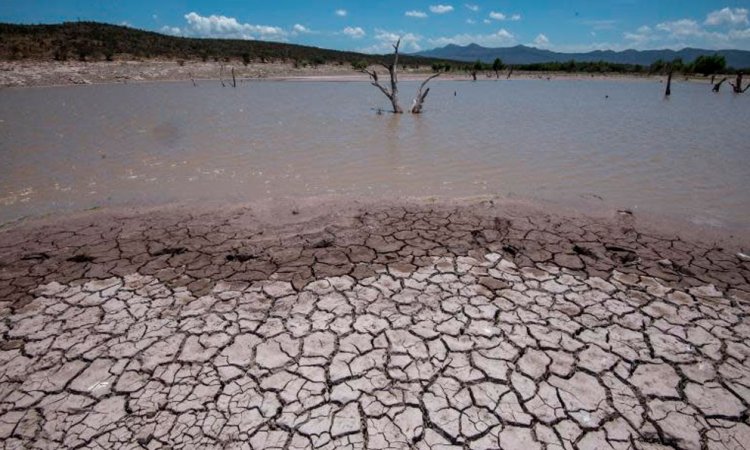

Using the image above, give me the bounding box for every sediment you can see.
[0,198,748,448]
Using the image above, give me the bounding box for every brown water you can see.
[1,79,749,229]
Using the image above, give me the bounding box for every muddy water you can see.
[0,79,748,228]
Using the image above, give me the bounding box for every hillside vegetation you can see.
[0,21,448,67]
[417,43,750,71]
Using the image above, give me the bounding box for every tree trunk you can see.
[470,70,477,81]
[507,66,514,79]
[665,66,673,96]
[231,68,236,88]
[730,72,744,93]
[712,77,727,92]
[411,73,440,114]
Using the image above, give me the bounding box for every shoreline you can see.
[5,193,750,248]
[3,193,749,247]
[2,194,748,267]
[0,59,718,88]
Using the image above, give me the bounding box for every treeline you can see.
[0,21,451,67]
[431,54,747,75]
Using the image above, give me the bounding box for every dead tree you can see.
[469,69,478,81]
[362,39,404,113]
[507,66,514,79]
[712,77,727,93]
[231,68,237,88]
[665,65,673,96]
[361,38,440,114]
[729,72,750,93]
[411,73,440,114]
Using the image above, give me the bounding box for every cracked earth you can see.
[0,200,749,449]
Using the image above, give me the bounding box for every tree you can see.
[360,38,440,114]
[649,59,666,74]
[670,58,685,73]
[75,42,92,61]
[492,58,504,79]
[470,59,483,81]
[241,52,251,66]
[692,54,726,76]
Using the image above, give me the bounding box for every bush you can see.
[351,60,368,71]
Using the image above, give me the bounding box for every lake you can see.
[1,78,748,229]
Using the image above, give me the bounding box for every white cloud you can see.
[429,5,454,14]
[656,19,703,38]
[729,28,750,39]
[489,11,521,21]
[343,26,366,39]
[621,18,746,50]
[705,7,748,26]
[466,19,476,24]
[483,19,491,24]
[160,25,183,36]
[428,29,515,47]
[465,4,479,12]
[360,29,422,53]
[292,24,311,34]
[182,12,286,40]
[405,10,428,19]
[335,9,348,17]
[533,33,550,47]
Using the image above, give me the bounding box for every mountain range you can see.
[415,43,750,69]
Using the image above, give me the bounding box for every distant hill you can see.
[0,21,450,66]
[416,43,750,69]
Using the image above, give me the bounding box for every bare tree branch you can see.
[361,69,394,101]
[411,73,440,114]
[712,77,727,93]
[362,38,403,113]
[731,72,745,93]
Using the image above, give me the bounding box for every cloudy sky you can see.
[2,1,750,53]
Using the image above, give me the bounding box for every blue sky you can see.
[2,1,750,52]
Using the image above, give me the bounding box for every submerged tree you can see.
[729,72,750,93]
[665,64,673,96]
[361,38,440,114]
[712,77,728,92]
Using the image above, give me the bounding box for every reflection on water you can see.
[0,79,748,228]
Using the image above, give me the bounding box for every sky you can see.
[2,1,750,53]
